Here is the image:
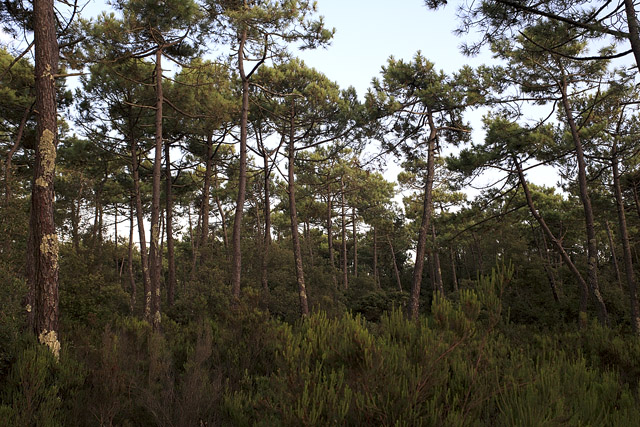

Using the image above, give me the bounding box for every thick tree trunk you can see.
[515,156,589,327]
[231,30,250,299]
[28,0,60,358]
[288,116,309,316]
[612,140,640,334]
[560,78,608,326]
[624,0,640,71]
[148,48,164,330]
[409,111,436,320]
[165,140,175,307]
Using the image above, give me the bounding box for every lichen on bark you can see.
[36,128,56,188]
[40,233,59,268]
[39,329,60,360]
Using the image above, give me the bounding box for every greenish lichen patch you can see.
[39,329,60,360]
[37,129,56,187]
[40,233,59,268]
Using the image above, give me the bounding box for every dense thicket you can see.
[2,0,640,424]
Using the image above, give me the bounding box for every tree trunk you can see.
[515,156,589,327]
[261,151,271,295]
[388,234,403,292]
[131,141,151,322]
[450,247,459,292]
[148,48,164,330]
[288,113,309,316]
[612,139,640,334]
[326,184,337,288]
[231,29,250,299]
[4,105,31,205]
[373,226,380,289]
[432,223,444,295]
[28,0,60,357]
[560,77,608,327]
[341,176,348,289]
[533,225,560,303]
[409,109,436,320]
[199,132,213,252]
[605,219,622,287]
[128,199,136,314]
[624,0,640,71]
[165,139,176,308]
[352,209,358,277]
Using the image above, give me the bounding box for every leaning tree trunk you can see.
[388,234,403,292]
[409,110,437,320]
[560,77,608,327]
[612,139,640,334]
[148,48,164,330]
[288,112,309,316]
[515,156,589,327]
[28,0,60,357]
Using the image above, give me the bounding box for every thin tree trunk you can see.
[231,29,250,299]
[4,105,31,205]
[532,224,560,303]
[28,0,60,357]
[352,209,358,277]
[326,185,337,288]
[198,132,213,253]
[450,247,459,292]
[261,152,271,296]
[605,219,622,287]
[624,0,640,71]
[388,234,402,292]
[288,112,309,316]
[165,139,175,307]
[612,139,640,334]
[148,48,164,330]
[131,142,151,322]
[515,156,589,327]
[341,176,348,289]
[432,223,444,295]
[409,109,436,320]
[373,226,380,289]
[560,77,608,326]
[128,199,136,314]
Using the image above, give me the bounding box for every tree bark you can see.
[128,199,136,314]
[261,150,271,295]
[605,219,622,287]
[326,184,337,288]
[352,208,358,278]
[29,0,60,358]
[450,247,459,292]
[409,109,436,320]
[165,139,176,307]
[199,132,213,250]
[612,139,640,334]
[560,77,608,326]
[341,176,348,289]
[388,234,403,292]
[288,111,309,316]
[624,0,640,71]
[432,223,444,296]
[515,156,589,327]
[131,140,151,321]
[231,29,250,299]
[373,226,380,289]
[148,48,164,330]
